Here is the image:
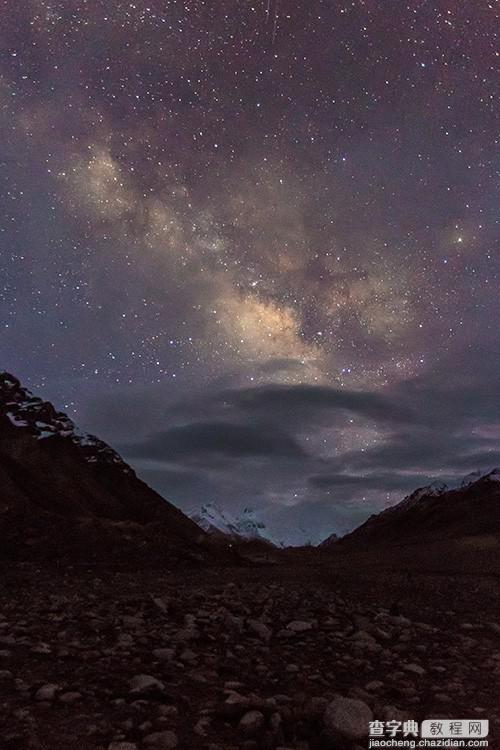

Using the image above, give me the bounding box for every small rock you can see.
[239,710,265,733]
[248,620,273,642]
[153,648,175,661]
[31,643,52,654]
[324,696,373,740]
[59,691,82,704]
[194,717,211,736]
[158,705,178,718]
[435,693,452,703]
[403,663,426,676]
[129,674,165,694]
[13,708,31,720]
[382,705,410,722]
[222,691,250,717]
[143,730,178,748]
[151,596,168,613]
[225,681,246,690]
[270,712,282,731]
[365,681,384,692]
[172,628,198,642]
[179,648,197,663]
[35,683,60,701]
[286,621,313,633]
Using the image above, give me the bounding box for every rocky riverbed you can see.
[1,564,499,749]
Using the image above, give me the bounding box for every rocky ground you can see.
[1,562,499,750]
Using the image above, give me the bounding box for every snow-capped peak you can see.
[189,503,277,545]
[382,467,500,519]
[0,372,132,474]
[484,468,500,483]
[235,508,267,537]
[191,503,241,538]
[460,471,483,487]
[401,480,448,507]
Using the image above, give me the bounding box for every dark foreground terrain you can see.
[1,561,499,750]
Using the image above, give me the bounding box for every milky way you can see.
[1,1,498,542]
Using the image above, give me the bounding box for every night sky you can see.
[1,1,498,543]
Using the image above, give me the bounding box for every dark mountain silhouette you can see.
[0,372,211,563]
[334,470,500,573]
[340,471,500,545]
[317,531,339,548]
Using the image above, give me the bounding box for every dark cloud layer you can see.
[123,420,306,461]
[114,348,500,540]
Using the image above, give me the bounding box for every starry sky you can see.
[1,1,498,543]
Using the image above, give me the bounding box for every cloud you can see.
[74,348,500,545]
[308,472,427,491]
[227,384,417,426]
[121,420,307,463]
[161,383,419,436]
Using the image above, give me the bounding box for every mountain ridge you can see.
[0,371,213,563]
[335,467,500,551]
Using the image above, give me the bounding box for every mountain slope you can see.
[337,469,500,550]
[318,531,339,548]
[0,372,209,563]
[189,503,242,540]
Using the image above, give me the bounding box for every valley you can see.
[1,372,500,749]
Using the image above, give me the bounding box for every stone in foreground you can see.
[324,696,373,741]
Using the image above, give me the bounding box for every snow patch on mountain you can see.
[189,503,329,547]
[189,503,279,546]
[484,468,500,483]
[318,531,340,548]
[1,372,132,473]
[381,467,500,519]
[189,503,240,538]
